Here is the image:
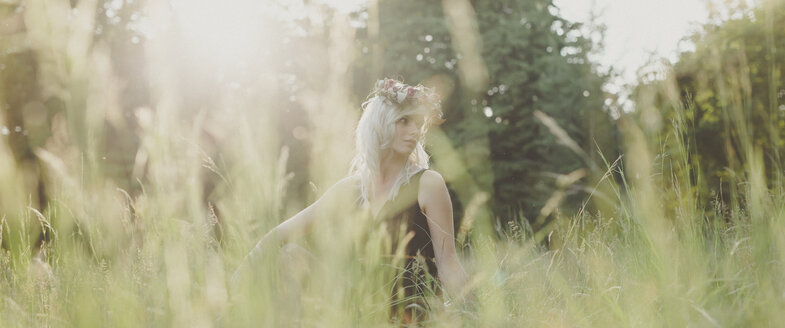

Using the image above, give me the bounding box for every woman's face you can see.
[390,113,425,156]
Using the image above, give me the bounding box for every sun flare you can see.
[171,0,272,63]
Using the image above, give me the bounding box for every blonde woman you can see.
[237,78,471,324]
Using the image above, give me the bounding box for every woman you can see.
[237,78,471,324]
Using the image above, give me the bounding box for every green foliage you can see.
[3,0,785,326]
[356,0,617,225]
[644,0,785,207]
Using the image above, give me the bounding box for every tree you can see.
[354,0,616,229]
[646,0,785,209]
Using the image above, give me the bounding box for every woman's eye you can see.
[399,117,408,123]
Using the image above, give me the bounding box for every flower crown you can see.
[372,78,445,126]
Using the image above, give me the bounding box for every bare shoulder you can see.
[334,174,361,192]
[420,169,447,190]
[321,174,361,202]
[418,169,450,213]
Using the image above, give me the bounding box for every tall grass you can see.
[1,1,784,327]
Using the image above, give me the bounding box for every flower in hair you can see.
[373,78,446,126]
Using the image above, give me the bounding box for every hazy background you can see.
[1,0,784,326]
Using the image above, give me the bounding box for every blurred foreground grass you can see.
[3,111,784,327]
[1,0,785,327]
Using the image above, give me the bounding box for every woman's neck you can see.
[378,151,408,186]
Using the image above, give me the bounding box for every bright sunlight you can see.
[1,0,784,326]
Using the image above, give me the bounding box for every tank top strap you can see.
[376,168,428,221]
[398,168,428,202]
[410,168,427,184]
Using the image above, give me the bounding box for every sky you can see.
[553,0,711,97]
[321,0,722,109]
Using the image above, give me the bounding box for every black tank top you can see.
[366,169,441,321]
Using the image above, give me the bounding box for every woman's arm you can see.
[418,170,472,302]
[234,175,359,279]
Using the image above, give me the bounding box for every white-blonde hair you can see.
[349,96,432,206]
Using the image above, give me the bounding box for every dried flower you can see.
[371,78,445,126]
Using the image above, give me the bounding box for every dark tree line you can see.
[349,0,618,228]
[635,0,785,213]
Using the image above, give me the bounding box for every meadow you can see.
[1,0,784,327]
